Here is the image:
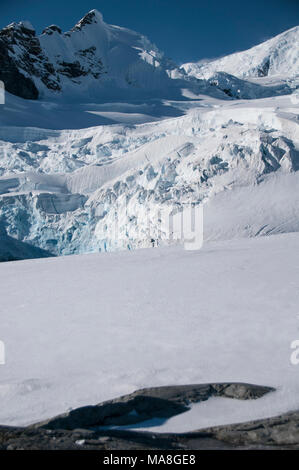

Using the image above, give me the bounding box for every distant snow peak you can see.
[182,25,299,79]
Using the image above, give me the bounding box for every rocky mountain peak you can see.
[72,9,104,31]
[0,9,172,101]
[0,21,36,41]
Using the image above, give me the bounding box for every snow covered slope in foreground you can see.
[181,26,299,79]
[1,232,299,428]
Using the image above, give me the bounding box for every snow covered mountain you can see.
[0,11,298,258]
[0,9,179,101]
[1,11,297,102]
[181,26,299,79]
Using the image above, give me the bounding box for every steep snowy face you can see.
[181,26,299,79]
[0,10,174,100]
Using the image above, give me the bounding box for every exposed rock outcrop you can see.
[33,382,274,431]
[0,21,60,99]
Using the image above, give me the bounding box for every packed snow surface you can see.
[0,233,299,429]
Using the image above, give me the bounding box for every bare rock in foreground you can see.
[32,382,274,431]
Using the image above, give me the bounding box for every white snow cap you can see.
[19,20,35,31]
[89,9,104,22]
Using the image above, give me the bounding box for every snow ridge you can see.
[181,26,299,79]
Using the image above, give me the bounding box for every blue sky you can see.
[1,0,298,63]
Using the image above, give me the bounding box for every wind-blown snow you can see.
[0,233,299,427]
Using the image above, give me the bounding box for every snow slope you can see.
[181,26,299,79]
[1,233,299,428]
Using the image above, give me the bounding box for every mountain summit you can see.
[0,9,174,100]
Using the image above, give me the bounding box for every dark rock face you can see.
[33,382,274,431]
[0,22,61,99]
[258,58,270,77]
[0,425,231,450]
[57,61,88,78]
[0,34,39,99]
[2,412,299,450]
[0,16,106,100]
[202,410,299,448]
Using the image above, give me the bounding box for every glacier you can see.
[0,92,298,256]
